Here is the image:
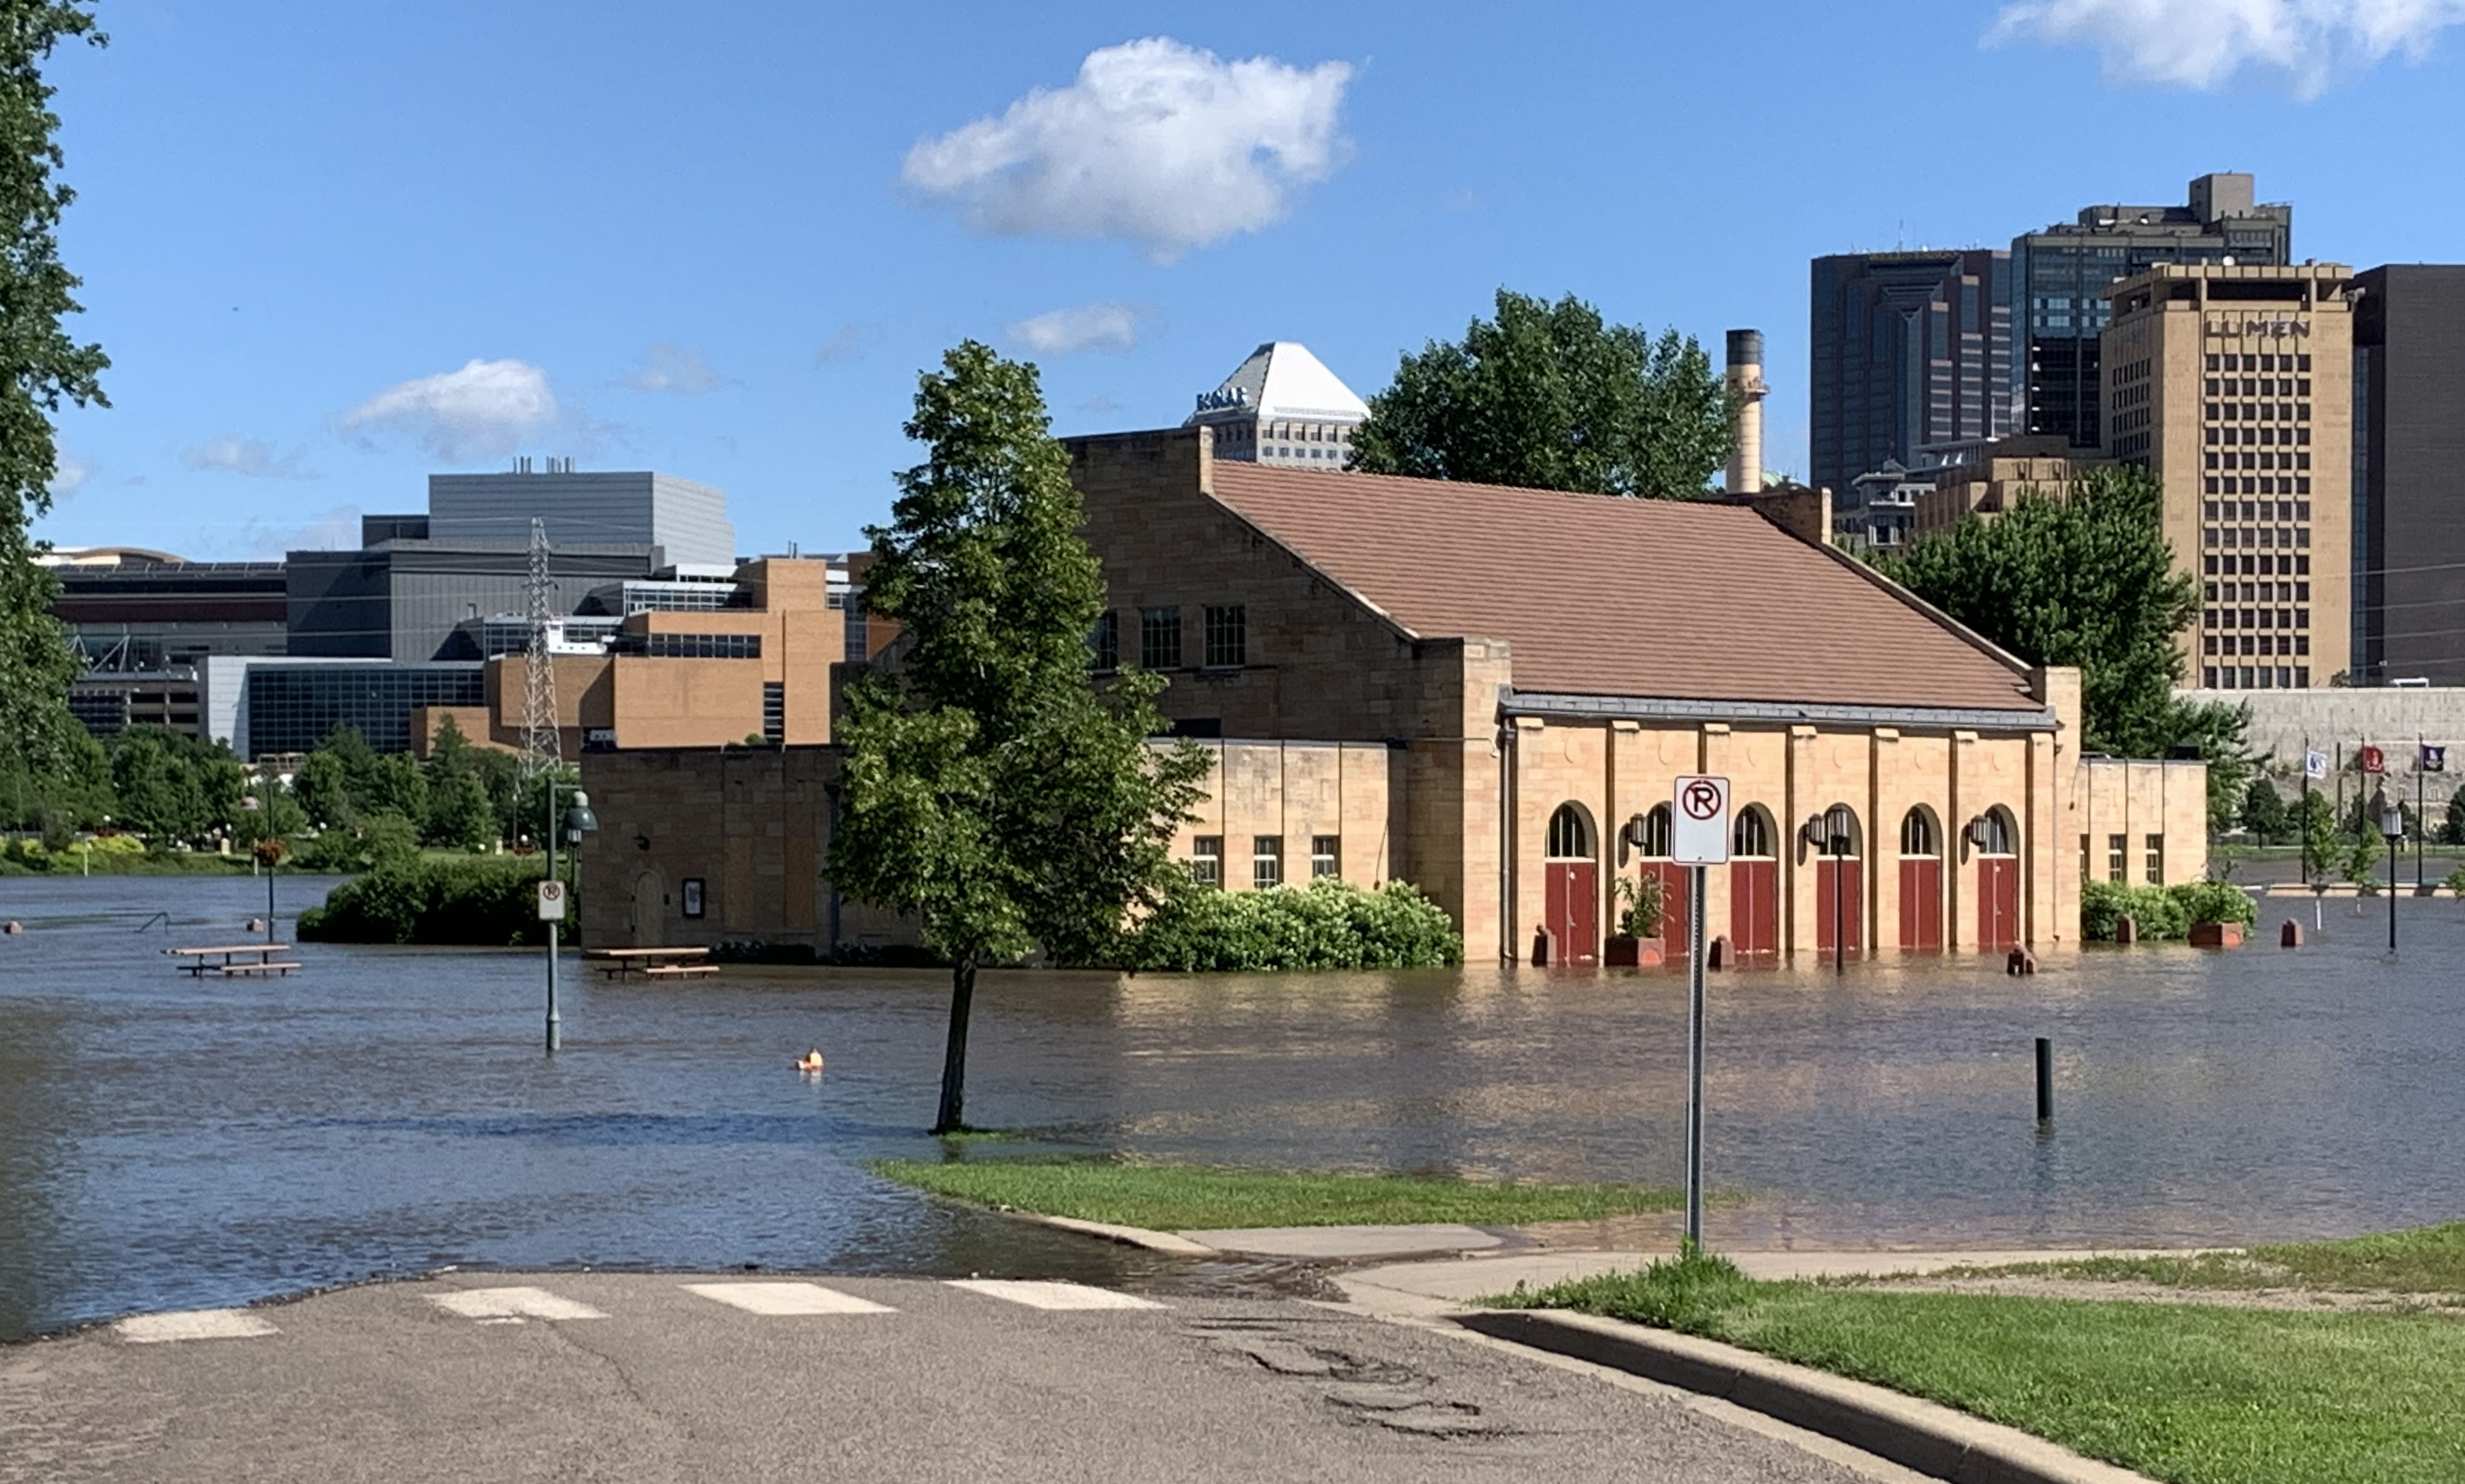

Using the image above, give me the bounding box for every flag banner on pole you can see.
[2361,745,2386,775]
[2305,749,2330,779]
[2422,745,2446,774]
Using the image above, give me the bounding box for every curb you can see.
[1002,1211,1219,1256]
[1455,1309,2156,1484]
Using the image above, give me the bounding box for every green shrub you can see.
[298,857,565,945]
[1120,877,1463,972]
[2169,879,2256,928]
[2082,879,2253,940]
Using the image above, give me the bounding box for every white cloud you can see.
[903,37,1354,259]
[620,342,735,395]
[1007,301,1154,356]
[336,358,558,462]
[813,323,874,367]
[1990,0,2465,95]
[180,435,311,479]
[47,454,91,501]
[245,503,363,559]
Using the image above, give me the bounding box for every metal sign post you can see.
[1669,775,1730,1253]
[538,879,568,1054]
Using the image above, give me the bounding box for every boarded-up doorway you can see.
[630,868,666,947]
[1728,806,1778,964]
[1897,807,1944,953]
[1543,804,1599,965]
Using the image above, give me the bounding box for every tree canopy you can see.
[1882,465,2252,826]
[0,4,107,794]
[831,340,1208,1133]
[1348,289,1737,499]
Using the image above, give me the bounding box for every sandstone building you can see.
[579,428,2204,964]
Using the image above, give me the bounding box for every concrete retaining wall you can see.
[2182,687,2465,804]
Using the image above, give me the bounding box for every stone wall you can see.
[2182,687,2465,806]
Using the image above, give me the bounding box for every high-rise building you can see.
[2017,173,2292,451]
[2351,265,2465,685]
[1183,342,1368,468]
[1808,251,2012,499]
[2100,262,2353,691]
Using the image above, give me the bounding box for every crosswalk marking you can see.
[683,1282,896,1316]
[115,1309,280,1344]
[943,1279,1165,1311]
[429,1286,607,1322]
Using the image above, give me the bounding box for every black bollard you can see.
[2035,1036,2053,1123]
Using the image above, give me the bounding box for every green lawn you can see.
[1490,1252,2465,1484]
[1956,1221,2465,1296]
[867,1157,1683,1230]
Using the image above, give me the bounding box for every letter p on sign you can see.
[1670,776,1731,865]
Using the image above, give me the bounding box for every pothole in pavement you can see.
[1184,1315,1516,1440]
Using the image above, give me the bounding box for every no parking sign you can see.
[1669,776,1730,864]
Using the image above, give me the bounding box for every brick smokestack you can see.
[1725,329,1768,496]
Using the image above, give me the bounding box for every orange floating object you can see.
[793,1051,825,1073]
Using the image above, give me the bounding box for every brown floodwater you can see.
[2,874,2460,1340]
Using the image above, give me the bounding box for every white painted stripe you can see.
[944,1279,1163,1311]
[428,1286,606,1321]
[115,1309,279,1344]
[683,1282,896,1316]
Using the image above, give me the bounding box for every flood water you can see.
[2,875,2461,1341]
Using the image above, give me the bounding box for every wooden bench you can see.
[589,947,716,980]
[220,961,304,978]
[642,963,720,979]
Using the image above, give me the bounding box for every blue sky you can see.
[35,0,2465,560]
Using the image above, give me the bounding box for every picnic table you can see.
[584,946,719,981]
[170,943,302,978]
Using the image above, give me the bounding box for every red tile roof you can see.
[1206,461,2040,713]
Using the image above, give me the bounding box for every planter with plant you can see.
[1607,872,1667,967]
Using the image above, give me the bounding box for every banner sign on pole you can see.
[537,879,568,922]
[2421,744,2446,774]
[2361,745,2386,776]
[1670,776,1731,865]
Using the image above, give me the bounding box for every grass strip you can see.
[867,1157,1683,1231]
[1490,1253,2465,1484]
[1944,1221,2465,1296]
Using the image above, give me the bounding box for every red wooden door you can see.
[1728,859,1778,963]
[1648,861,1690,961]
[1546,861,1598,965]
[1814,859,1863,957]
[1977,856,2020,951]
[1899,858,1943,952]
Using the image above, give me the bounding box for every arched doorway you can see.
[1543,804,1599,965]
[1972,807,2020,952]
[630,868,667,948]
[1812,806,1863,960]
[1635,803,1687,956]
[1897,807,1944,952]
[1729,806,1778,963]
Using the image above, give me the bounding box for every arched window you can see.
[1899,807,1938,857]
[1639,804,1672,858]
[1546,804,1594,860]
[1969,809,2015,855]
[1733,806,1774,857]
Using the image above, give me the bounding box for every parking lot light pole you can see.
[542,783,599,1054]
[2375,788,2402,955]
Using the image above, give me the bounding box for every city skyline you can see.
[32,1,2465,563]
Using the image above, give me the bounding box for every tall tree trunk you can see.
[931,953,977,1134]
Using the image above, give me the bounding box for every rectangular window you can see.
[1190,836,1222,887]
[643,632,763,659]
[2108,833,2126,882]
[762,682,785,742]
[1310,835,1340,878]
[1139,606,1182,669]
[1090,611,1119,672]
[2146,834,2164,884]
[1203,604,1247,668]
[1252,835,1283,890]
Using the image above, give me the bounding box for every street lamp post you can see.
[2374,786,2403,955]
[1804,805,1857,973]
[541,781,599,1054]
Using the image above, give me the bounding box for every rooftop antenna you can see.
[521,516,559,784]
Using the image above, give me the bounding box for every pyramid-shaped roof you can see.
[1184,342,1368,426]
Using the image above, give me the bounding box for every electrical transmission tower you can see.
[521,516,560,784]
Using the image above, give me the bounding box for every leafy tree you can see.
[2297,790,2338,885]
[0,725,109,829]
[104,728,245,843]
[291,747,354,831]
[235,774,306,847]
[0,5,107,812]
[2238,778,2288,844]
[831,341,1210,1134]
[1883,466,2250,827]
[1349,289,1738,499]
[2442,789,2465,847]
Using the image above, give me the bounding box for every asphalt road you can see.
[1,1271,1906,1483]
